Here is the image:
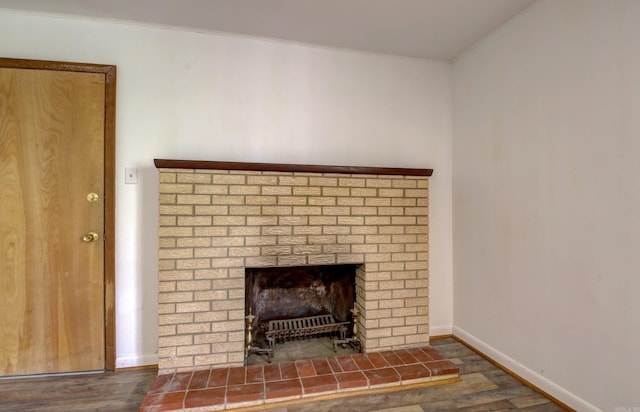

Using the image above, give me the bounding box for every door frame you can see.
[0,57,116,371]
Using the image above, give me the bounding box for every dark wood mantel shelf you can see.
[154,159,433,177]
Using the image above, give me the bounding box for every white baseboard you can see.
[452,326,600,412]
[429,324,453,337]
[115,354,158,370]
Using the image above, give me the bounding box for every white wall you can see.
[453,1,640,410]
[0,10,453,368]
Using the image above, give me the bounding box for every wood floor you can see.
[0,337,571,411]
[0,369,155,411]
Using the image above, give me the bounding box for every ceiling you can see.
[0,0,535,60]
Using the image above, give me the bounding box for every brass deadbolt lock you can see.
[82,232,99,242]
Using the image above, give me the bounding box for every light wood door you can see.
[0,65,107,376]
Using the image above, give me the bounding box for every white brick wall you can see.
[157,168,429,374]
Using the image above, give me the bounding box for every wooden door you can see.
[0,59,116,376]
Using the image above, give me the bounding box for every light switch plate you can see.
[125,167,138,184]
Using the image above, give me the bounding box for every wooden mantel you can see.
[153,159,433,177]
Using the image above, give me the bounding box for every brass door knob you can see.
[82,232,99,242]
[87,193,99,202]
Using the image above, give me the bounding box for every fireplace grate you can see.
[264,314,349,350]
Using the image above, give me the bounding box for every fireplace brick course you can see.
[157,166,430,374]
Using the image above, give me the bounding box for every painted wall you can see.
[0,10,453,368]
[453,0,640,410]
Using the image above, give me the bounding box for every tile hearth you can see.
[140,346,459,411]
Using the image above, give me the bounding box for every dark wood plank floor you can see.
[0,369,156,411]
[0,337,571,411]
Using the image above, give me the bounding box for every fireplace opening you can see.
[244,264,359,363]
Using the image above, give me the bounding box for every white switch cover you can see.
[125,167,138,184]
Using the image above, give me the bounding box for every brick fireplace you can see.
[155,160,432,375]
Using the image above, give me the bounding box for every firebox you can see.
[244,264,358,360]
